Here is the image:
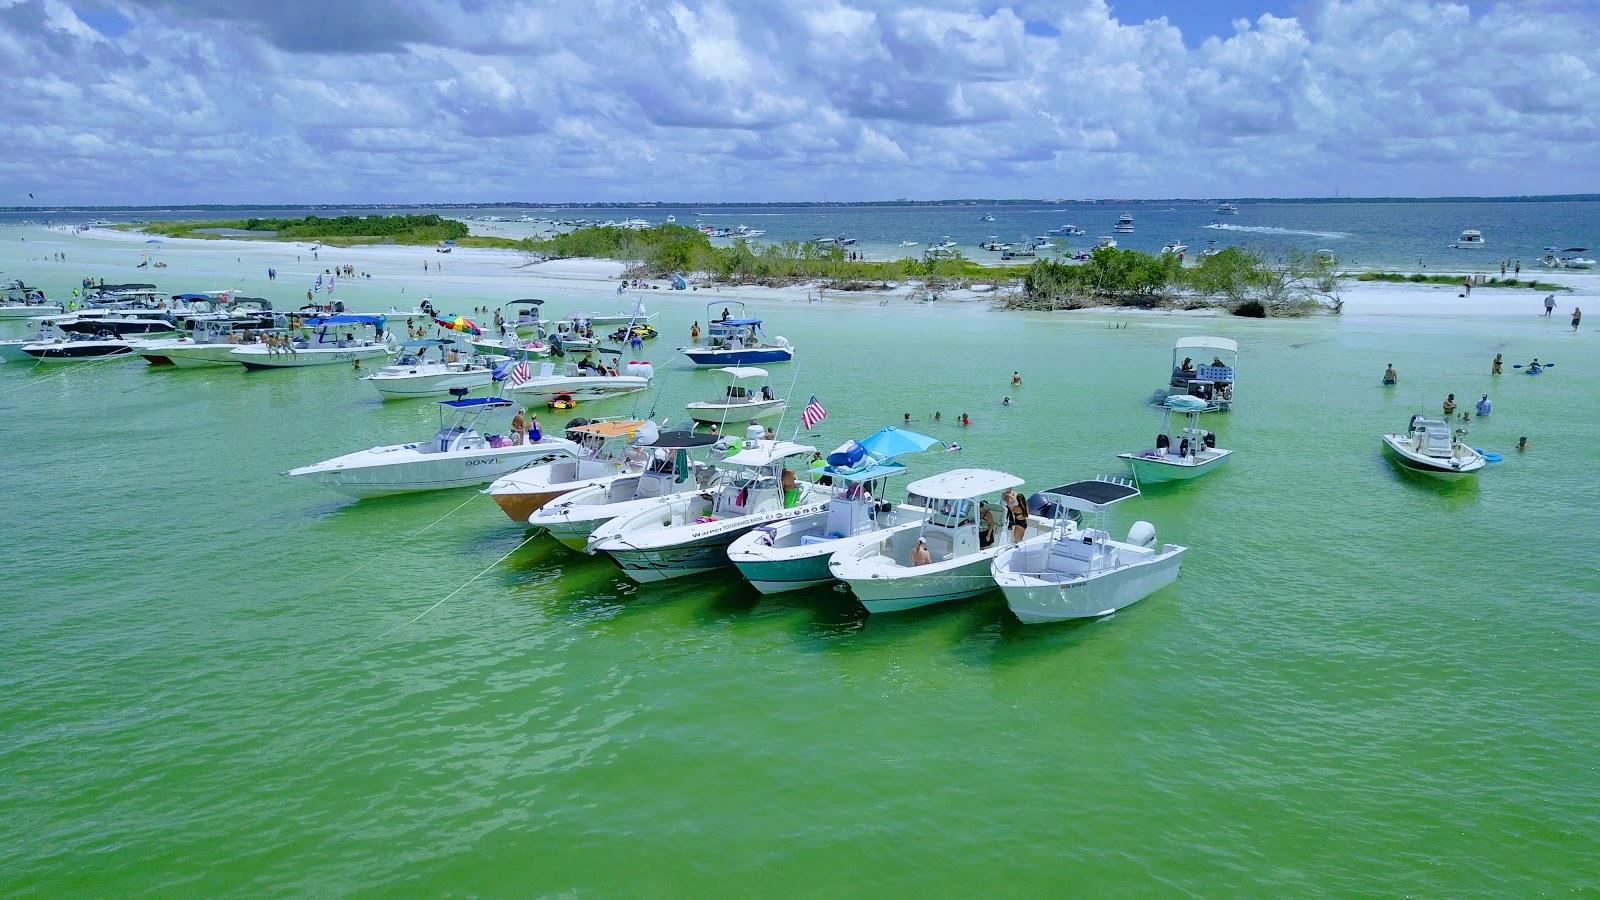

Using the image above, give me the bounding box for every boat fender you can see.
[1127,521,1157,549]
[625,360,654,378]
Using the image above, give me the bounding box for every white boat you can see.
[1,323,68,362]
[570,309,659,328]
[286,396,579,499]
[1160,240,1189,255]
[980,214,996,222]
[1214,202,1240,215]
[231,314,394,370]
[1114,213,1135,233]
[588,440,831,582]
[1451,229,1486,249]
[19,333,138,363]
[136,315,285,368]
[505,298,550,336]
[1380,415,1486,480]
[485,418,649,521]
[0,283,62,319]
[727,426,942,594]
[678,302,794,366]
[899,240,920,247]
[734,225,766,238]
[991,478,1186,624]
[685,366,785,424]
[468,326,550,359]
[1540,247,1596,269]
[1118,396,1232,484]
[365,340,493,400]
[1096,236,1118,249]
[504,359,653,403]
[829,468,1048,613]
[1160,336,1237,412]
[530,431,721,549]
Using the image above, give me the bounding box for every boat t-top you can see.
[1380,414,1486,480]
[828,468,1048,613]
[1114,213,1135,233]
[1451,229,1486,249]
[365,339,493,400]
[230,313,395,370]
[530,430,722,550]
[1159,336,1237,412]
[1118,395,1232,484]
[485,417,650,521]
[686,366,785,424]
[991,478,1186,624]
[679,302,794,367]
[286,394,580,499]
[506,298,549,335]
[727,426,943,594]
[588,439,831,582]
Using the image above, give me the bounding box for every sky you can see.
[2,0,1597,205]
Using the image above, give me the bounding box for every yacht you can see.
[686,366,785,424]
[530,430,721,549]
[1160,240,1189,255]
[1451,229,1486,249]
[829,468,1049,613]
[1114,213,1135,233]
[991,478,1187,624]
[365,340,494,400]
[230,314,395,370]
[1380,415,1486,480]
[588,440,831,582]
[485,418,649,521]
[727,427,941,594]
[286,395,579,499]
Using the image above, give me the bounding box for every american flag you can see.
[508,359,531,387]
[801,395,827,430]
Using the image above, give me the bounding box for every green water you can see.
[3,231,1598,895]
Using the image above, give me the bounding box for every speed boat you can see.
[588,440,830,582]
[679,302,794,366]
[1160,240,1189,255]
[503,358,653,402]
[685,366,785,424]
[1118,395,1232,484]
[468,326,550,359]
[0,283,62,319]
[991,478,1186,624]
[727,426,941,594]
[829,468,1048,613]
[1540,247,1596,269]
[286,395,579,499]
[1213,202,1240,215]
[135,318,285,368]
[505,298,550,336]
[1380,415,1486,480]
[1451,229,1486,249]
[19,333,137,363]
[1114,213,1135,233]
[484,418,649,521]
[530,430,721,550]
[1158,336,1237,412]
[231,314,395,370]
[365,340,493,400]
[0,323,68,362]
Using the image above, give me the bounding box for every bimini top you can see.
[1034,478,1140,513]
[1175,335,1238,353]
[650,431,721,450]
[713,317,764,327]
[906,468,1022,500]
[714,366,769,380]
[438,397,512,409]
[509,298,545,306]
[303,313,386,327]
[721,440,816,468]
[569,419,646,438]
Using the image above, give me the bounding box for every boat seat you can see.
[1047,530,1109,574]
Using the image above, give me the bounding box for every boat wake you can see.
[1203,223,1350,239]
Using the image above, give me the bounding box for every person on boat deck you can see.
[978,501,998,549]
[1492,353,1503,375]
[1179,357,1194,373]
[1211,357,1224,367]
[528,414,542,443]
[510,409,527,445]
[1442,393,1456,415]
[1382,363,1398,385]
[780,468,798,507]
[910,537,933,567]
[1476,395,1492,417]
[720,307,731,321]
[1006,492,1029,544]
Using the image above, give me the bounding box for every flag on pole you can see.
[508,359,531,387]
[801,395,827,429]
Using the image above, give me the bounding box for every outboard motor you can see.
[1203,431,1216,449]
[1127,521,1157,549]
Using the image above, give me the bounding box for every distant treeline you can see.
[139,214,470,244]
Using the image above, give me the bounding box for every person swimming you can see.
[960,413,971,426]
[1517,436,1528,452]
[1382,363,1397,385]
[1001,397,1011,407]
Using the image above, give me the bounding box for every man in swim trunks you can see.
[1382,363,1398,385]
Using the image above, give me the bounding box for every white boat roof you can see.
[1175,335,1238,353]
[715,366,769,380]
[906,468,1022,500]
[721,439,816,468]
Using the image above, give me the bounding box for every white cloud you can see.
[0,0,1596,203]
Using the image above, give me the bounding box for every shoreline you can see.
[49,225,1600,320]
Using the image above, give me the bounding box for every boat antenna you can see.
[773,360,805,441]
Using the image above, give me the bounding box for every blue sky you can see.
[1,0,1595,204]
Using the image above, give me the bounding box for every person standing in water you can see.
[1011,371,1022,385]
[1476,395,1492,417]
[1572,306,1582,331]
[1382,363,1398,385]
[1442,393,1456,415]
[1491,353,1503,374]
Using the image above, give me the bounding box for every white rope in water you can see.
[377,530,542,638]
[13,350,136,388]
[320,489,487,590]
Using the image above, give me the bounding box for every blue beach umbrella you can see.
[857,426,945,460]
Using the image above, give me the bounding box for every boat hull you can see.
[290,446,573,499]
[844,553,1001,612]
[20,342,134,362]
[997,546,1186,624]
[595,500,830,583]
[234,346,392,370]
[0,306,63,319]
[1380,438,1482,480]
[368,370,493,400]
[686,399,786,423]
[680,348,793,367]
[1119,450,1231,484]
[490,469,633,522]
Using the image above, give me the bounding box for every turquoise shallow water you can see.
[2,231,1598,895]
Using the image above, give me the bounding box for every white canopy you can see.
[1175,336,1238,353]
[715,366,770,381]
[721,439,815,468]
[907,468,1023,500]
